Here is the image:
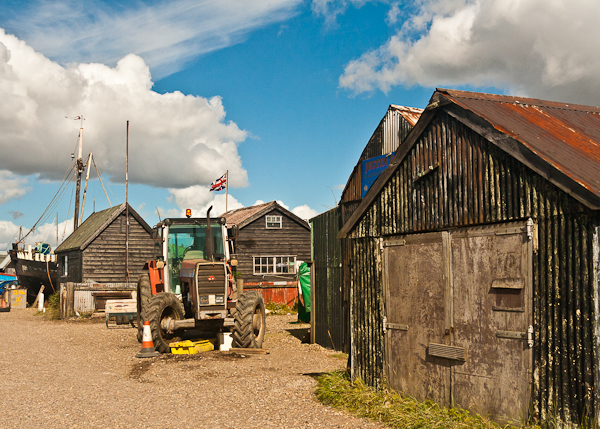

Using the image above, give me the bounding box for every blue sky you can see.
[0,0,598,249]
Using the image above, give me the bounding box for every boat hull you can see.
[9,252,58,304]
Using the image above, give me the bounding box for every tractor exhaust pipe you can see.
[206,206,214,261]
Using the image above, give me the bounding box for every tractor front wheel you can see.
[146,293,184,353]
[232,291,266,349]
[136,273,153,343]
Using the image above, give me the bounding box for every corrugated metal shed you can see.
[438,88,600,208]
[337,88,600,426]
[311,105,422,353]
[341,105,423,204]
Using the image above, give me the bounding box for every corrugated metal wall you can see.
[341,108,415,204]
[311,207,347,351]
[348,110,597,425]
[312,108,417,353]
[350,237,384,387]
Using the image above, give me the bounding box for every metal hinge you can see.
[495,226,525,236]
[383,239,406,248]
[496,325,534,348]
[383,317,408,333]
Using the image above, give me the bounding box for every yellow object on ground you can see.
[169,339,216,354]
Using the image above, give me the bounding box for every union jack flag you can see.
[210,172,227,191]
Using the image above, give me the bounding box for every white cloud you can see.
[312,0,372,25]
[0,220,19,250]
[252,199,318,221]
[0,217,73,251]
[6,0,302,80]
[0,171,30,204]
[291,204,319,221]
[339,0,600,104]
[168,186,244,217]
[0,29,248,189]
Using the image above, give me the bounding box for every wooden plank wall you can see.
[82,213,154,283]
[234,209,311,284]
[56,250,82,284]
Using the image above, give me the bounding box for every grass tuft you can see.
[315,371,536,429]
[265,300,298,315]
[43,292,61,320]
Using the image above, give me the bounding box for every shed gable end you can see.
[351,110,591,239]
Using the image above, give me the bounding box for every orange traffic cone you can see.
[136,321,159,358]
[0,294,9,312]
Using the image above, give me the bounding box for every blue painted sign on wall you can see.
[361,152,395,198]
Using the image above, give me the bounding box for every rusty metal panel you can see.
[245,287,298,307]
[439,88,600,201]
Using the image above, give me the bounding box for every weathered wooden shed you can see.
[338,89,600,425]
[55,203,155,284]
[311,105,422,352]
[221,201,311,305]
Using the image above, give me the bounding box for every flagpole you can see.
[225,170,229,213]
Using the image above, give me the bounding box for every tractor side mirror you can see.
[152,226,163,242]
[227,225,238,240]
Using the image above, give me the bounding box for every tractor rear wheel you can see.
[146,293,184,353]
[232,291,266,348]
[136,273,153,343]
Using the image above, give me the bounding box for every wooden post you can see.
[237,278,244,296]
[66,282,75,318]
[60,283,65,318]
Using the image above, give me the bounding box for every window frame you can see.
[253,255,296,275]
[265,215,282,229]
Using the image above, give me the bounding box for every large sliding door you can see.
[384,222,533,422]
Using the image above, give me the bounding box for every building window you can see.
[63,256,68,276]
[253,256,296,275]
[266,215,282,229]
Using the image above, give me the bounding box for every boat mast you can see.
[80,152,93,225]
[73,116,84,231]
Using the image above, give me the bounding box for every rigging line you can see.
[92,155,112,207]
[62,173,76,242]
[28,164,76,230]
[21,161,77,241]
[29,166,76,231]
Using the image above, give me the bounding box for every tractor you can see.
[136,207,266,353]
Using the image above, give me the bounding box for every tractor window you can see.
[167,224,224,293]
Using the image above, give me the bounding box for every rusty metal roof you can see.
[437,88,600,204]
[338,88,600,238]
[220,201,310,230]
[389,104,423,126]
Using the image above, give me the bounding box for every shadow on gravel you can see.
[129,360,153,381]
[286,328,310,343]
[302,372,327,379]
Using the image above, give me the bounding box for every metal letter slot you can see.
[428,343,467,361]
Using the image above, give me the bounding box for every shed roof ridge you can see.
[438,87,600,112]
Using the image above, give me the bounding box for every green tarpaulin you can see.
[297,262,311,323]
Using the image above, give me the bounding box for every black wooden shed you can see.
[55,203,155,284]
[338,89,600,425]
[221,201,311,304]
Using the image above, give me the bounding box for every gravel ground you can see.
[0,309,382,429]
